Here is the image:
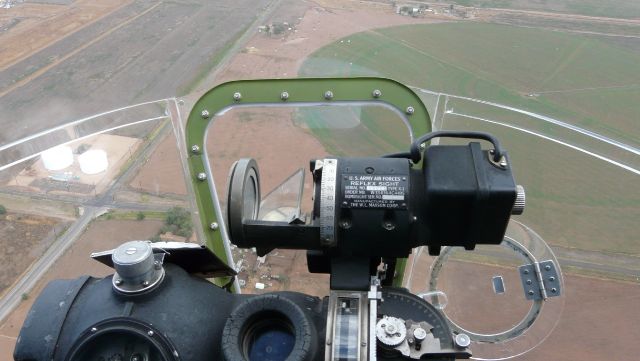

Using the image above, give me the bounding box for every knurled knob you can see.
[511,185,526,215]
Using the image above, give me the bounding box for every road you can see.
[0,206,101,322]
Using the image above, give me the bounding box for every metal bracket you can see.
[519,260,561,301]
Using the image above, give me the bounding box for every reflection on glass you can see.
[259,168,305,222]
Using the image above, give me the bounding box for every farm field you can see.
[448,0,640,19]
[300,22,640,146]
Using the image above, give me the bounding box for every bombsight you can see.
[14,129,526,361]
[227,130,525,288]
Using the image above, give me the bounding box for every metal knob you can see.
[511,185,526,215]
[112,240,164,294]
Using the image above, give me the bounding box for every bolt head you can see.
[148,330,154,337]
[210,222,219,230]
[324,90,334,100]
[201,110,210,118]
[406,106,415,115]
[551,287,557,293]
[197,172,207,181]
[233,92,242,101]
[372,89,382,98]
[191,145,200,153]
[280,91,289,100]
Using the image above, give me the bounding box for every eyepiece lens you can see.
[247,321,294,361]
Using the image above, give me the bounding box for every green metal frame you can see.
[184,77,432,289]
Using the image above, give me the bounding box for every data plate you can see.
[342,174,408,209]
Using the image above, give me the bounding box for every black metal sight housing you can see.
[228,131,525,289]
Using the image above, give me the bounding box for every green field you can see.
[299,22,640,256]
[449,0,640,19]
[300,22,640,146]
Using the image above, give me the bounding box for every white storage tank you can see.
[78,149,108,175]
[41,146,73,171]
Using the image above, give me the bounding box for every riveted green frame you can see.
[185,77,431,289]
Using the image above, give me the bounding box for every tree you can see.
[136,211,145,220]
[162,207,193,240]
[0,204,6,215]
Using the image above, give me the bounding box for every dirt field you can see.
[0,212,69,297]
[129,131,187,196]
[0,218,163,359]
[0,0,130,70]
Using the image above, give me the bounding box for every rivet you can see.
[372,89,382,98]
[545,265,551,271]
[233,92,242,101]
[201,110,209,118]
[526,279,532,285]
[528,290,535,295]
[197,172,207,181]
[280,91,289,100]
[549,276,555,282]
[406,106,415,115]
[523,269,530,274]
[191,145,200,154]
[551,288,557,293]
[210,222,219,230]
[324,90,334,100]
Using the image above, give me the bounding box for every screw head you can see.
[91,327,98,333]
[406,106,415,115]
[233,92,242,101]
[191,145,200,153]
[549,276,555,282]
[197,172,207,181]
[372,89,382,98]
[210,222,219,230]
[528,290,535,295]
[455,333,471,348]
[526,279,532,285]
[523,269,530,274]
[154,261,161,270]
[419,143,426,150]
[148,330,154,337]
[142,280,150,287]
[551,287,557,293]
[280,91,289,100]
[324,90,334,100]
[545,265,552,271]
[201,110,210,118]
[115,279,123,286]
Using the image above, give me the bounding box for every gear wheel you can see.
[375,316,407,348]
